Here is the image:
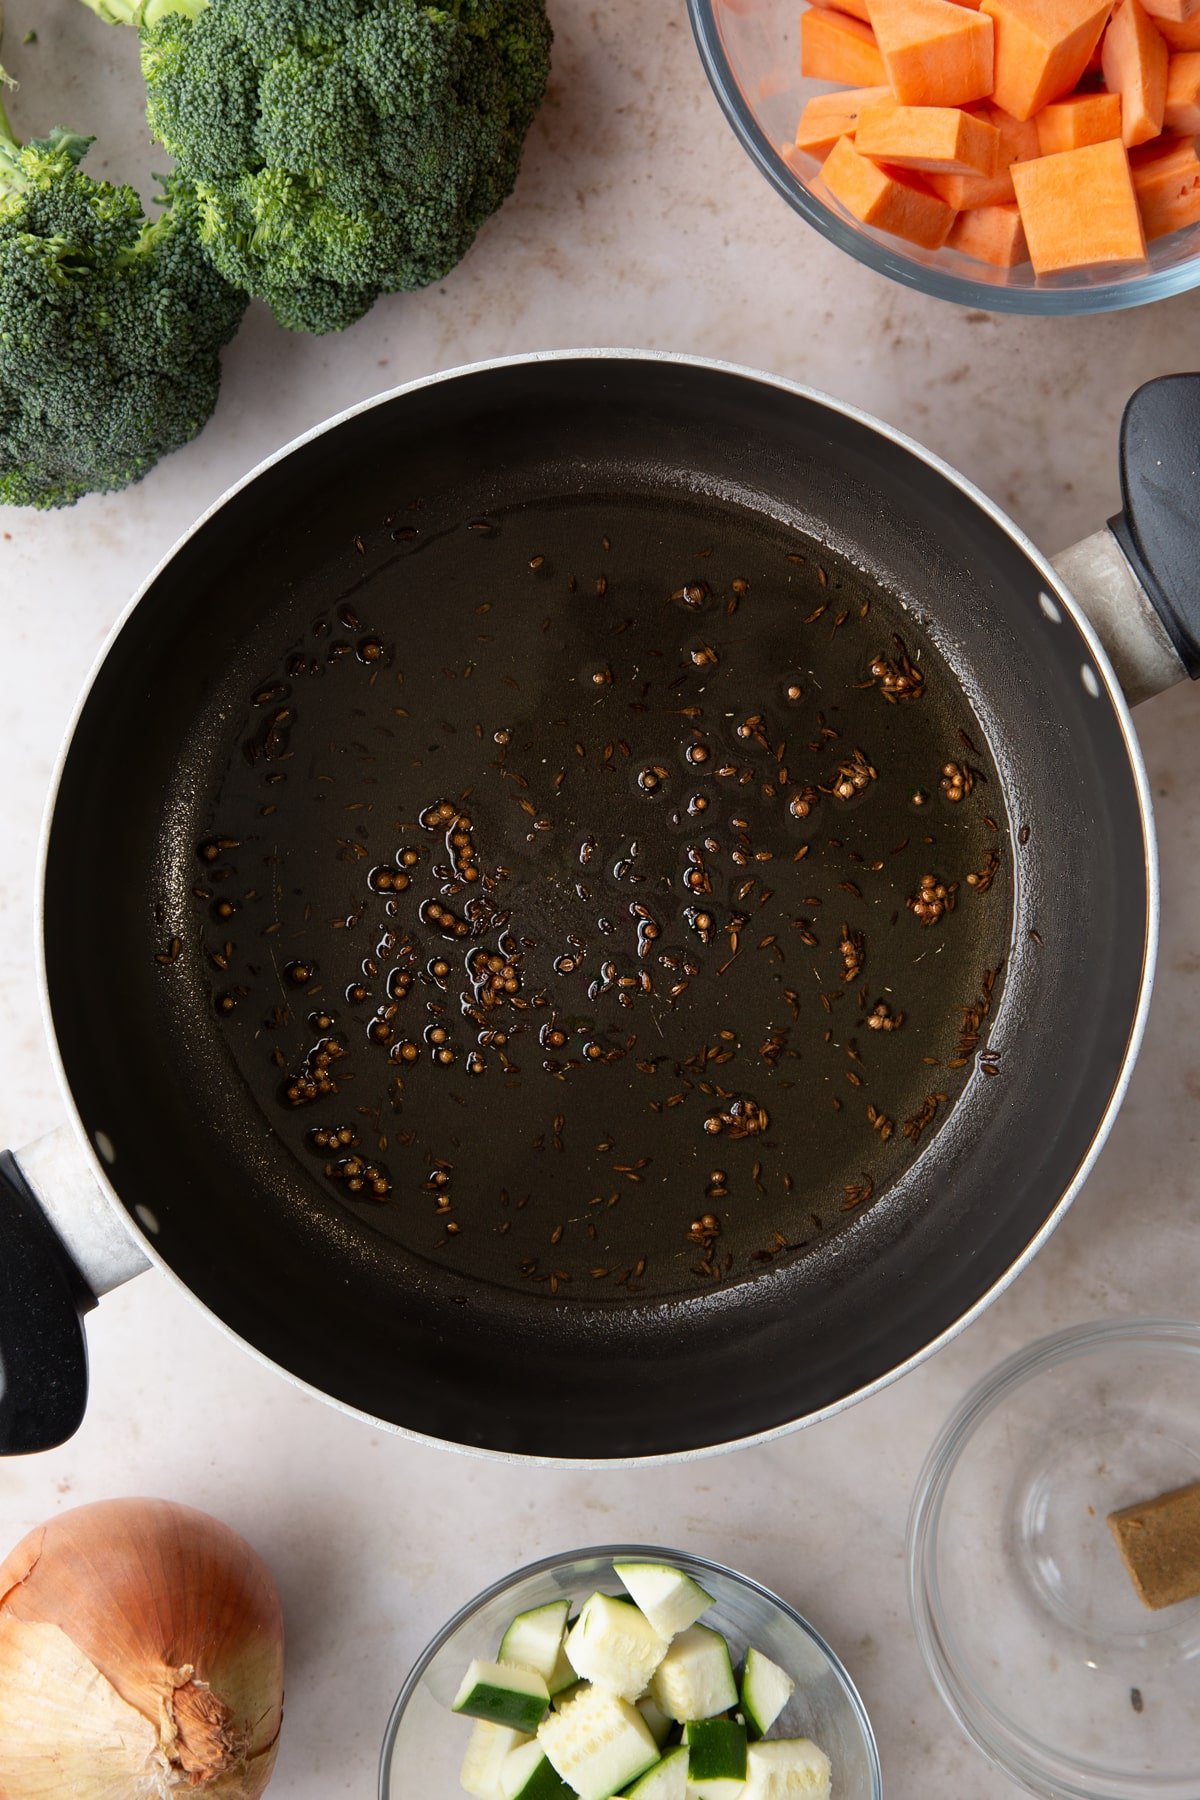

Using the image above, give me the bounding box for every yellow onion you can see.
[0,1497,284,1799]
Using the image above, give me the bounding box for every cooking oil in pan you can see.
[187,496,1012,1301]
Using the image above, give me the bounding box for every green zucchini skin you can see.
[453,1659,550,1733]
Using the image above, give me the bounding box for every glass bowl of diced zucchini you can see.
[688,0,1200,313]
[378,1545,881,1800]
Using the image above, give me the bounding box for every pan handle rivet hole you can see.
[1037,591,1062,623]
[1080,664,1101,698]
[134,1204,160,1236]
[94,1130,116,1166]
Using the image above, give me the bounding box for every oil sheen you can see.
[189,494,1012,1301]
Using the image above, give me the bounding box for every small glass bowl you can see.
[908,1319,1200,1800]
[688,0,1200,313]
[379,1544,881,1800]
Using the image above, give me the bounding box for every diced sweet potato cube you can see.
[1164,49,1200,125]
[808,0,874,24]
[793,85,894,157]
[1131,130,1200,230]
[1103,0,1168,143]
[1011,136,1146,266]
[1141,0,1200,25]
[948,199,1031,256]
[982,0,1115,118]
[855,98,1002,168]
[818,133,959,242]
[1156,10,1200,42]
[801,8,889,81]
[1037,89,1124,147]
[926,102,1041,200]
[866,0,995,102]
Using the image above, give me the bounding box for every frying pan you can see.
[2,352,1196,1466]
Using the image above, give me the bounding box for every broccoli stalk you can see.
[77,0,207,25]
[75,0,553,335]
[0,66,247,508]
[1,66,20,144]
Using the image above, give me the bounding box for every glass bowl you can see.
[379,1543,881,1800]
[688,0,1200,313]
[908,1319,1200,1800]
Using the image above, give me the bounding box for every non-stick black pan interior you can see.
[44,357,1150,1458]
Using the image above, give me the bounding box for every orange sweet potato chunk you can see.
[808,0,874,24]
[1164,49,1200,125]
[1156,11,1200,42]
[1037,89,1124,146]
[1102,0,1169,143]
[1012,136,1147,266]
[981,0,1115,118]
[856,98,1002,169]
[926,101,1041,200]
[801,8,889,81]
[818,133,959,242]
[948,199,1031,255]
[1131,131,1200,230]
[866,0,995,102]
[1140,0,1200,25]
[794,85,894,157]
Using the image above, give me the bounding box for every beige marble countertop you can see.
[3,2,1200,1795]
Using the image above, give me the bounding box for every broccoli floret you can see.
[79,0,553,335]
[0,94,247,508]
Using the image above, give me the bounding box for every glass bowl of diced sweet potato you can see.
[689,0,1200,310]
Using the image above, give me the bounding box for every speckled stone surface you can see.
[2,3,1200,1795]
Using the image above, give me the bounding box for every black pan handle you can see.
[0,1150,95,1454]
[1109,373,1200,681]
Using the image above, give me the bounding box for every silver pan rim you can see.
[33,348,1160,1467]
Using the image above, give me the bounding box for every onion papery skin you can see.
[0,1497,284,1799]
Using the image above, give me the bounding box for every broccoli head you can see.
[79,0,553,335]
[0,100,247,508]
